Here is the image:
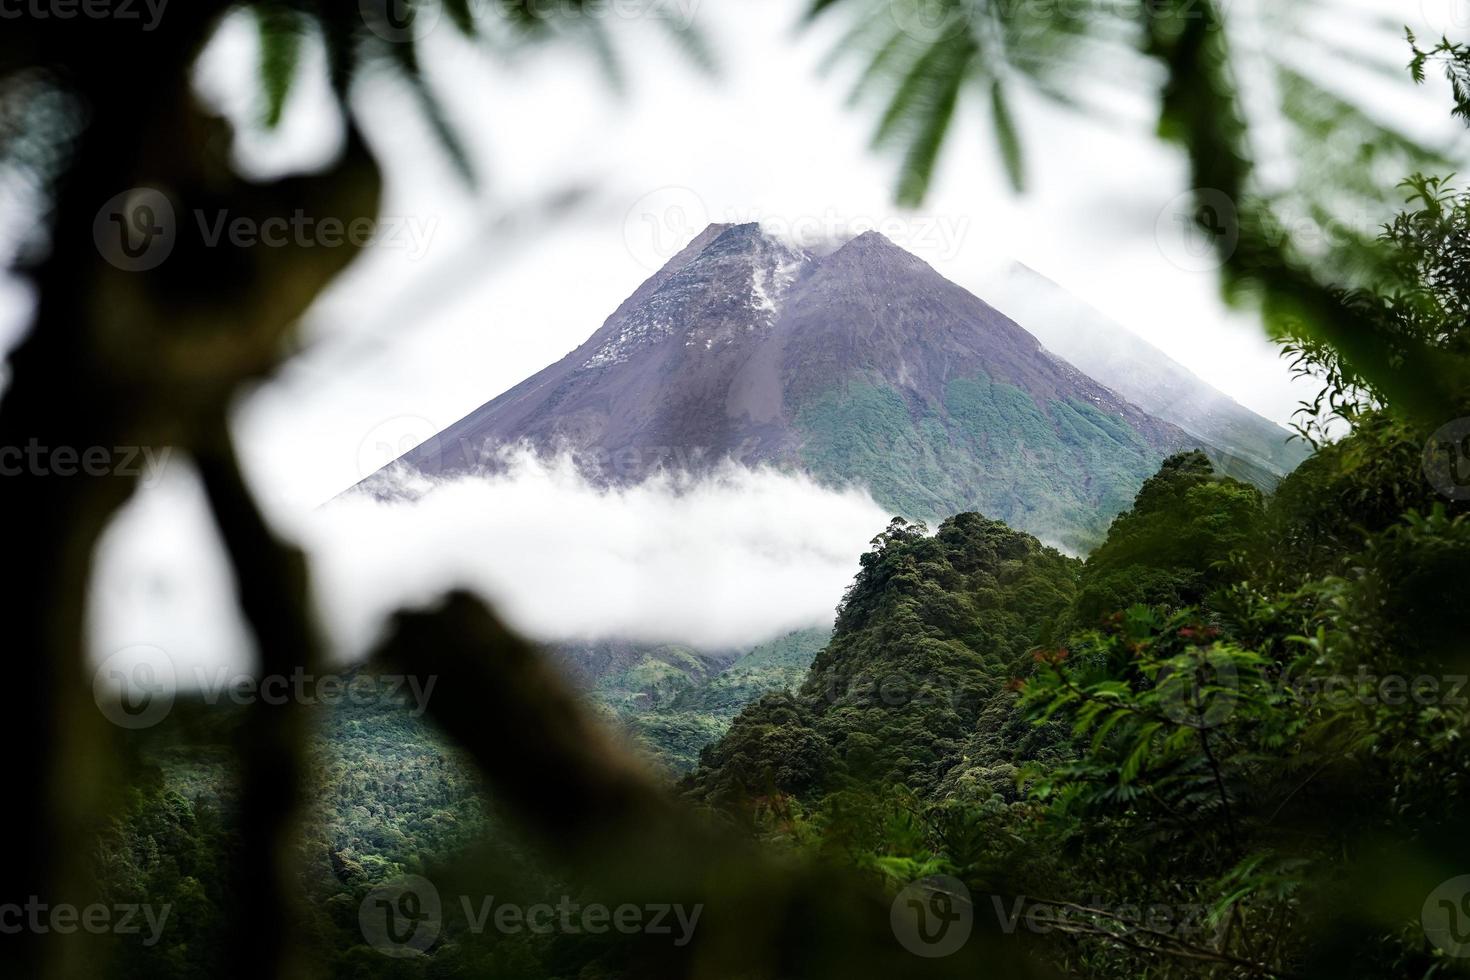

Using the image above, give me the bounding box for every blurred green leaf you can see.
[989,79,1024,193]
[254,3,305,130]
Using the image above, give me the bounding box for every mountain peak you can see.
[577,220,808,371]
[710,221,762,238]
[701,222,781,258]
[829,228,915,259]
[836,229,906,253]
[849,229,896,246]
[811,227,926,276]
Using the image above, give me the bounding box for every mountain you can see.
[362,222,1232,553]
[983,262,1310,482]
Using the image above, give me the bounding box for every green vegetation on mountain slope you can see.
[606,628,833,771]
[794,374,1168,553]
[689,512,1080,803]
[99,404,1470,978]
[687,407,1470,976]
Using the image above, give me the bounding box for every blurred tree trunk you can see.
[0,11,378,977]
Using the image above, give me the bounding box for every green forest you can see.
[9,0,1470,978]
[91,176,1470,975]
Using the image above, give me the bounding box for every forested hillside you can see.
[686,403,1470,975]
[689,513,1078,802]
[685,451,1261,811]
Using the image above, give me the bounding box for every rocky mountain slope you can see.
[363,223,1227,553]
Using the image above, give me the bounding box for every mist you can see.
[86,451,891,683]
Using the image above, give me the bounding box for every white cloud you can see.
[86,453,889,683]
[301,452,888,655]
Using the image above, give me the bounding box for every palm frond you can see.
[989,78,1024,193]
[254,2,305,130]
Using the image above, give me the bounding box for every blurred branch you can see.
[0,11,235,977]
[195,417,323,980]
[0,8,374,978]
[370,591,688,858]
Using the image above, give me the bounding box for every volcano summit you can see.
[361,223,1298,551]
